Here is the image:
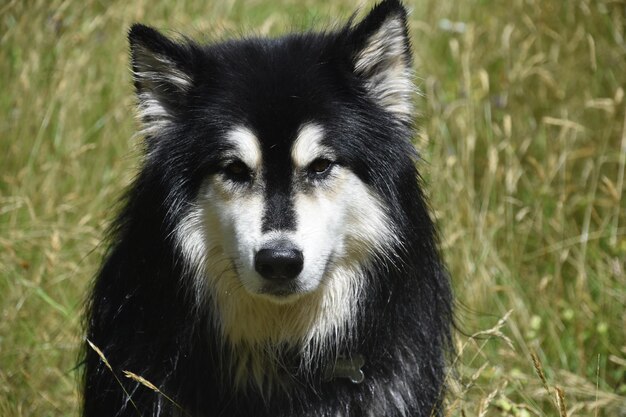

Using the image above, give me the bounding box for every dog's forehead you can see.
[208,36,342,169]
[211,37,336,117]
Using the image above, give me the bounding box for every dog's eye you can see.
[308,158,333,176]
[223,160,252,182]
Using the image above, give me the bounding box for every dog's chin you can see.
[242,278,317,305]
[254,290,305,304]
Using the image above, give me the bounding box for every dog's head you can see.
[129,0,417,350]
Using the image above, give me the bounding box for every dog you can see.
[82,1,453,416]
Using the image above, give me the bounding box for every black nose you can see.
[254,246,304,281]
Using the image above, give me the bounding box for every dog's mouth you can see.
[227,252,313,302]
[226,240,339,304]
[260,281,300,296]
[252,255,337,304]
[256,280,307,303]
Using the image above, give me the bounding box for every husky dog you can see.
[82,1,453,416]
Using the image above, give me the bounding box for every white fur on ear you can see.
[353,14,415,122]
[133,45,193,92]
[129,25,194,136]
[134,52,191,136]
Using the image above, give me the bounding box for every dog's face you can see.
[198,121,396,303]
[129,1,416,350]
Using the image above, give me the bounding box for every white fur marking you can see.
[291,123,332,168]
[136,93,172,137]
[175,204,211,309]
[224,126,262,170]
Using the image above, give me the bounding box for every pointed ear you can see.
[347,0,414,122]
[128,24,195,136]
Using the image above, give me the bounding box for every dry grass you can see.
[1,0,625,416]
[418,1,626,415]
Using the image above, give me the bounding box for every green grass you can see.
[1,0,624,415]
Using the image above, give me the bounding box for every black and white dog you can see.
[83,1,453,415]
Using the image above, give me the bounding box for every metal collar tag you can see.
[323,354,365,384]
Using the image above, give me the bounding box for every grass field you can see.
[1,0,625,415]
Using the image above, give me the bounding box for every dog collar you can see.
[323,354,365,384]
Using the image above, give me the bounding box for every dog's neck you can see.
[220,338,366,395]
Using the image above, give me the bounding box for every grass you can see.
[1,0,624,415]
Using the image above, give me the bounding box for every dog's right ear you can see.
[128,24,195,136]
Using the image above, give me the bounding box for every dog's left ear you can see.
[347,0,414,122]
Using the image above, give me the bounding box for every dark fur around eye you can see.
[307,158,334,178]
[223,160,252,183]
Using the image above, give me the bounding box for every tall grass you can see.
[1,0,624,415]
[417,1,625,415]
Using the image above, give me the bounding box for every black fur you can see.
[82,1,453,416]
